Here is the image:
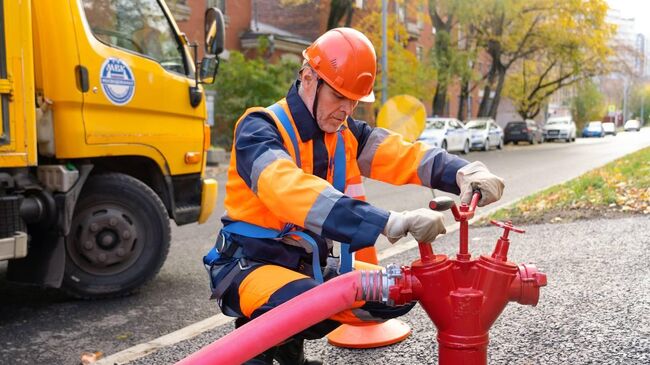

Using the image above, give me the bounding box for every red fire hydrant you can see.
[387,193,547,364]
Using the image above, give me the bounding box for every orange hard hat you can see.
[303,28,376,103]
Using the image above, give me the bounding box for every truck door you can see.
[73,0,205,175]
[0,1,8,147]
[0,0,37,167]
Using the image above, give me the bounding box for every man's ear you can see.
[300,69,317,91]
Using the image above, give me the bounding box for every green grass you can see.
[480,147,650,225]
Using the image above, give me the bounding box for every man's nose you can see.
[340,99,357,115]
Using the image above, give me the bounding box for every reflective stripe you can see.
[251,149,292,193]
[304,186,344,235]
[344,182,365,198]
[416,147,444,188]
[357,128,390,177]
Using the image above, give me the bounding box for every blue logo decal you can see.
[100,58,135,105]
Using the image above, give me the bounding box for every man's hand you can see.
[383,208,446,243]
[456,161,504,207]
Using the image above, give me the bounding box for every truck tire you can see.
[63,173,170,299]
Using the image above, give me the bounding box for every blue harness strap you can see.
[267,103,302,168]
[220,222,324,283]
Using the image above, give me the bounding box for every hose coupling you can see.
[358,264,407,306]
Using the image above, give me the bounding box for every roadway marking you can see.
[96,315,234,365]
[94,195,538,364]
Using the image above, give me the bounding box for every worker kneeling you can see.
[204,28,504,365]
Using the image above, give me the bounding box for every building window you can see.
[397,4,405,23]
[416,45,423,61]
[207,0,226,13]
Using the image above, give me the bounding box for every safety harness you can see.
[204,102,354,310]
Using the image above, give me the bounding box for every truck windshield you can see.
[82,0,187,75]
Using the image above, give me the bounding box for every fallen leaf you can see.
[80,351,103,365]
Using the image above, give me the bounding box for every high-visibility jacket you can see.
[222,81,468,271]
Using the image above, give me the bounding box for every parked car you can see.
[543,116,576,142]
[624,119,641,132]
[417,117,471,154]
[464,118,504,151]
[602,122,616,136]
[504,119,544,144]
[582,121,605,138]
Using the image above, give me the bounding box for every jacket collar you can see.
[286,80,321,142]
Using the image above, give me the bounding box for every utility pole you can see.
[381,0,388,105]
[623,77,629,124]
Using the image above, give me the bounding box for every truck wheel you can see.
[63,173,170,299]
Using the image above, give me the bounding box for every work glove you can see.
[456,161,505,207]
[382,208,446,244]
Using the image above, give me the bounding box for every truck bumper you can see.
[198,178,218,224]
[0,232,28,260]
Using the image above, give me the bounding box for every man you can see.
[205,28,504,364]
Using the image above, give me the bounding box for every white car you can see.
[602,122,616,136]
[464,118,504,151]
[417,118,471,154]
[543,116,576,142]
[624,119,641,132]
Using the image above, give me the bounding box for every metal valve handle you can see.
[490,220,525,234]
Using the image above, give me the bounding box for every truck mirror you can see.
[204,8,224,56]
[199,55,219,84]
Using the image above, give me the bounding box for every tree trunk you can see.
[327,0,353,30]
[477,84,491,117]
[478,60,499,117]
[489,67,506,118]
[433,82,447,116]
[457,80,469,120]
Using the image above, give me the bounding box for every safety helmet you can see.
[303,27,376,103]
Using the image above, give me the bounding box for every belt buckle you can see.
[238,257,251,270]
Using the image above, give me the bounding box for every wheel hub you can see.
[70,206,139,274]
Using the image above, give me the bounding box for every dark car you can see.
[504,120,544,145]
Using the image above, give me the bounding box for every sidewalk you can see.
[128,215,649,365]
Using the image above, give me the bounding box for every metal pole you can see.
[623,77,628,124]
[381,0,388,105]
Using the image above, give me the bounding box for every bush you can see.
[208,51,300,149]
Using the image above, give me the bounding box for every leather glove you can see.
[382,208,446,244]
[456,161,505,207]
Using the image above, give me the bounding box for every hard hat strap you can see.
[312,78,324,121]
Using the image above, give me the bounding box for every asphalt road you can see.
[0,129,648,365]
[132,215,650,365]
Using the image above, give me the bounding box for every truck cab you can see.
[0,0,224,298]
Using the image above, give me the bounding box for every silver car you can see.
[417,118,471,154]
[543,117,576,142]
[464,118,504,151]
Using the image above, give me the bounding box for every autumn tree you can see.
[571,80,605,129]
[354,4,436,112]
[503,0,613,120]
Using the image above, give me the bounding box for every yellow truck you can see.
[0,0,223,298]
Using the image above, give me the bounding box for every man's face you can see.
[315,82,359,133]
[300,69,358,133]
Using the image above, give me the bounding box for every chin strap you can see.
[312,78,324,122]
